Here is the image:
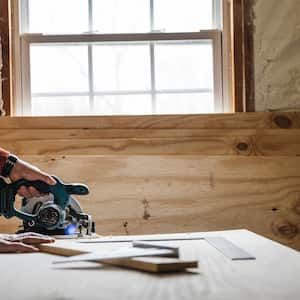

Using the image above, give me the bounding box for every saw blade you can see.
[21,194,54,214]
[68,196,83,213]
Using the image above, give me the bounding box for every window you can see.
[13,0,229,116]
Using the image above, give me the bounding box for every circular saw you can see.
[0,176,95,237]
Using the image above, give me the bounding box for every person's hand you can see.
[0,232,55,253]
[9,159,56,198]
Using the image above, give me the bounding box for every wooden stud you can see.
[0,0,11,115]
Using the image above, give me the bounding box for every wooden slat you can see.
[0,112,299,129]
[243,0,255,112]
[0,0,11,115]
[39,241,198,273]
[0,128,299,139]
[232,0,245,112]
[1,155,299,250]
[0,129,300,156]
[231,0,256,112]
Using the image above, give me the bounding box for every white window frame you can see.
[12,0,230,116]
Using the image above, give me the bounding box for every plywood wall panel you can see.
[0,114,299,250]
[1,155,299,250]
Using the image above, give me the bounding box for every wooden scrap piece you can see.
[103,257,198,273]
[38,242,198,273]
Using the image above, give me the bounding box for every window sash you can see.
[19,0,222,34]
[18,31,222,115]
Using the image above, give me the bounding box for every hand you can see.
[0,232,55,253]
[9,159,56,198]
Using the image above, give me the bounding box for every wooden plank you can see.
[243,0,256,112]
[232,0,245,112]
[0,112,299,129]
[0,0,11,116]
[231,0,256,112]
[1,155,299,250]
[39,240,198,273]
[1,129,300,156]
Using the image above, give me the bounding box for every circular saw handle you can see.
[64,184,89,195]
[14,176,70,209]
[13,179,51,193]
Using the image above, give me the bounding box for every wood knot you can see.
[273,115,292,129]
[273,220,298,239]
[236,142,249,151]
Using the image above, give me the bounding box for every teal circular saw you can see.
[0,176,94,236]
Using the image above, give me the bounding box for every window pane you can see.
[93,0,150,33]
[26,0,88,33]
[154,0,214,31]
[155,41,213,90]
[156,93,214,114]
[94,95,152,115]
[93,44,151,92]
[32,97,90,116]
[30,45,89,93]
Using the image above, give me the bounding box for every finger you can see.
[17,232,51,239]
[42,174,56,186]
[12,242,39,252]
[11,233,55,243]
[17,186,32,198]
[27,172,56,186]
[20,236,55,245]
[28,186,40,197]
[0,241,38,253]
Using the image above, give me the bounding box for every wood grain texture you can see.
[0,129,300,155]
[0,113,299,250]
[0,155,299,250]
[0,230,300,299]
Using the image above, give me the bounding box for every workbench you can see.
[1,229,299,300]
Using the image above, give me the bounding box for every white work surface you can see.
[0,229,299,300]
